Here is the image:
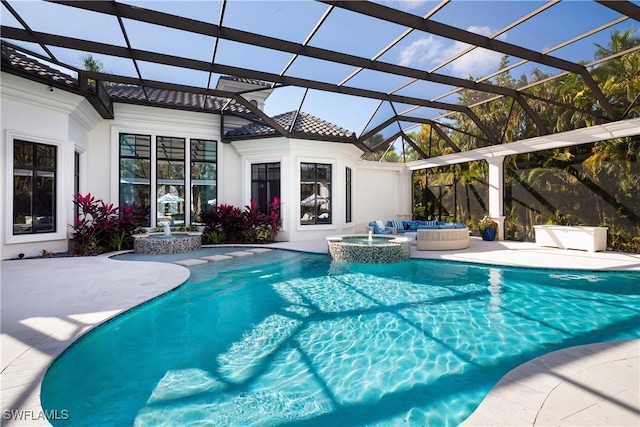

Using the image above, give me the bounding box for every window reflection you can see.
[13,140,56,234]
[300,162,331,225]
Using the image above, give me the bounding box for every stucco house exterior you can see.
[1,44,411,259]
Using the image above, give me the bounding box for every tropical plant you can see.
[205,230,227,244]
[478,215,498,233]
[199,197,281,244]
[408,29,640,252]
[72,193,143,254]
[80,53,103,73]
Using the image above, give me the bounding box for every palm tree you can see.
[81,53,104,73]
[594,28,639,60]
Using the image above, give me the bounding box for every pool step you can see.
[246,248,272,253]
[174,248,273,267]
[173,258,208,267]
[201,254,234,262]
[224,251,255,257]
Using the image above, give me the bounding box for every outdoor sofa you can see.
[368,220,470,251]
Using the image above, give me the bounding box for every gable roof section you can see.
[225,110,356,141]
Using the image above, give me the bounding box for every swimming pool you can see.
[40,249,640,426]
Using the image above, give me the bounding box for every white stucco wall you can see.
[1,71,415,257]
[98,103,222,209]
[353,160,413,233]
[232,137,412,242]
[1,74,97,259]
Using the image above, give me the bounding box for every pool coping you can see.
[1,240,638,426]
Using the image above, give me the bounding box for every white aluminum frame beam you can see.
[407,118,640,170]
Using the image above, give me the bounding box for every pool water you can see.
[41,250,640,426]
[340,236,393,244]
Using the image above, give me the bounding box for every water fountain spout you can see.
[163,222,171,236]
[368,230,373,242]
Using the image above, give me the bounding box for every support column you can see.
[487,156,506,240]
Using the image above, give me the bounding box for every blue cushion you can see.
[387,219,404,232]
[409,221,418,230]
[369,220,391,234]
[417,224,439,229]
[438,222,456,229]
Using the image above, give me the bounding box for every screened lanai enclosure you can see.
[2,0,639,251]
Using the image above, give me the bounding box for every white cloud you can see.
[447,26,506,77]
[398,25,507,78]
[467,25,493,38]
[448,47,503,78]
[398,36,444,67]
[381,0,430,11]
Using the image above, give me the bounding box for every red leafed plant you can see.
[199,197,282,244]
[72,193,143,254]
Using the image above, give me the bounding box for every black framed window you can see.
[345,167,352,223]
[251,163,281,214]
[74,151,80,223]
[157,136,185,226]
[300,162,331,225]
[191,139,217,222]
[119,134,151,226]
[13,140,56,235]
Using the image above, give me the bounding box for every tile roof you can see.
[225,110,356,140]
[104,85,252,115]
[0,43,252,115]
[218,75,272,88]
[1,44,77,86]
[1,43,355,140]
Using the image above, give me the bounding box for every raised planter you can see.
[533,225,608,252]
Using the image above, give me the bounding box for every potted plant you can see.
[478,215,498,241]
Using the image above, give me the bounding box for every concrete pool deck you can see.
[1,238,638,426]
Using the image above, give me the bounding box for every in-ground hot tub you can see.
[326,234,411,263]
[133,232,202,254]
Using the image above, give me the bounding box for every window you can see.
[251,163,280,214]
[191,139,217,222]
[13,140,56,234]
[157,136,185,226]
[119,134,151,226]
[300,162,331,225]
[120,134,217,227]
[345,167,352,223]
[74,151,80,223]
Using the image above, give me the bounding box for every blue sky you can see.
[2,0,636,138]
